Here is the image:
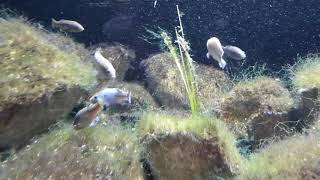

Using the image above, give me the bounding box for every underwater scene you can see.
[0,0,320,179]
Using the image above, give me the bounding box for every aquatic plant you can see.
[230,63,268,84]
[160,5,200,116]
[0,17,97,107]
[290,53,320,89]
[2,123,143,179]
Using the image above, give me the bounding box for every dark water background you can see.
[2,0,320,79]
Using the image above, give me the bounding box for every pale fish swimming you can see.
[90,88,131,110]
[94,48,116,79]
[223,45,246,60]
[51,18,84,33]
[206,37,227,69]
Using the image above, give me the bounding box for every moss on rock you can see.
[291,54,320,89]
[143,52,231,111]
[0,18,97,107]
[220,76,293,134]
[138,112,242,179]
[238,131,320,179]
[0,17,98,149]
[2,124,143,179]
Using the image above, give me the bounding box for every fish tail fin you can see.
[51,18,57,28]
[73,114,81,127]
[219,58,227,69]
[89,116,100,128]
[96,47,102,53]
[206,52,210,59]
[128,92,132,104]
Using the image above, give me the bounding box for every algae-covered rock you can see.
[143,133,236,179]
[238,130,320,179]
[220,76,293,134]
[138,113,242,179]
[247,88,319,149]
[247,110,294,149]
[0,18,97,149]
[88,43,135,83]
[143,52,231,111]
[297,87,320,126]
[290,54,320,126]
[2,125,143,179]
[291,54,320,90]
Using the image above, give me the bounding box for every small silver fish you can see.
[206,37,227,69]
[223,45,246,60]
[52,18,84,33]
[90,88,131,109]
[73,100,103,130]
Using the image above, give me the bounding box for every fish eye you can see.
[94,96,97,99]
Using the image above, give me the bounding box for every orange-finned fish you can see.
[73,100,103,130]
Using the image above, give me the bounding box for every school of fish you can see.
[57,17,246,129]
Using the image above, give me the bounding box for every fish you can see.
[94,48,116,79]
[51,18,84,33]
[90,88,131,110]
[73,99,104,130]
[223,45,246,60]
[206,37,227,69]
[89,116,100,128]
[154,0,157,8]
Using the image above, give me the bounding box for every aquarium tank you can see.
[0,0,320,179]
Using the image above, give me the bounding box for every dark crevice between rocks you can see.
[141,158,155,180]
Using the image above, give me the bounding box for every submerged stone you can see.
[142,132,239,179]
[142,52,231,111]
[0,18,97,149]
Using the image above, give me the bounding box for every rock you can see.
[298,87,320,126]
[195,63,232,112]
[143,52,231,111]
[299,159,320,180]
[220,76,293,135]
[0,85,86,149]
[88,43,135,84]
[102,15,137,43]
[142,132,238,179]
[138,113,242,179]
[238,131,320,179]
[2,125,144,179]
[0,18,97,149]
[247,110,295,149]
[247,88,320,149]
